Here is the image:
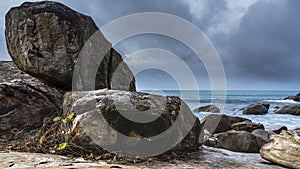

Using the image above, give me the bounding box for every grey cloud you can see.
[225,0,300,84]
[1,0,299,90]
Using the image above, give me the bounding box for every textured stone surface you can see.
[5,1,135,91]
[0,61,64,149]
[0,61,39,84]
[275,104,300,115]
[260,130,300,169]
[0,81,63,148]
[61,89,201,157]
[193,105,220,113]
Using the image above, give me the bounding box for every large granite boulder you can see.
[243,103,269,115]
[193,105,220,113]
[260,130,300,169]
[5,1,135,91]
[284,92,300,102]
[60,89,201,157]
[275,104,300,116]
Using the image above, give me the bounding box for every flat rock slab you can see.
[0,147,286,169]
[0,152,140,169]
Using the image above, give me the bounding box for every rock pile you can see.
[2,1,201,158]
[200,114,267,153]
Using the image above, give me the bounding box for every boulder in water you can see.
[243,103,269,115]
[284,93,300,102]
[275,104,300,116]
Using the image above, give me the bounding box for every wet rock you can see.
[5,1,135,91]
[260,130,300,169]
[213,130,266,153]
[193,105,220,113]
[275,104,300,116]
[0,80,63,148]
[243,103,269,115]
[231,121,264,132]
[60,89,201,157]
[284,92,300,102]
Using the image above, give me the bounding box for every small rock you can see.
[252,129,270,143]
[193,105,220,113]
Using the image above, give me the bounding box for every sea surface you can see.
[142,90,300,130]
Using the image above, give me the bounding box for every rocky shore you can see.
[1,1,299,169]
[0,146,287,169]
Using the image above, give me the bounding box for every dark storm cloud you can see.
[57,0,192,26]
[225,0,300,83]
[1,0,299,90]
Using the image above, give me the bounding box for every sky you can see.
[1,0,299,90]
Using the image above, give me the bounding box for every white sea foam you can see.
[266,99,299,104]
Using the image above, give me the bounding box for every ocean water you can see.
[142,90,300,130]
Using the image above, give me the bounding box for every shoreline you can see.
[0,146,286,169]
